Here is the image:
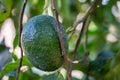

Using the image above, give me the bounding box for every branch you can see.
[69,0,99,79]
[68,0,99,40]
[75,0,99,26]
[83,17,90,80]
[69,19,87,79]
[0,1,6,13]
[51,0,70,80]
[83,16,90,67]
[16,0,27,80]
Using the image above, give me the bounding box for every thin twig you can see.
[69,0,99,79]
[69,19,87,79]
[16,0,27,80]
[83,16,90,66]
[68,0,99,40]
[51,0,70,80]
[84,21,89,53]
[0,1,6,13]
[83,16,90,80]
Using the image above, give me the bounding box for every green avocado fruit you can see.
[21,15,68,72]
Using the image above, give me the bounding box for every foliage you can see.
[0,0,120,80]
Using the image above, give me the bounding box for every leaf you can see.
[93,0,118,27]
[0,0,13,22]
[11,53,18,61]
[60,0,70,19]
[0,56,32,77]
[89,50,114,72]
[19,69,41,80]
[110,52,120,68]
[22,56,32,66]
[0,62,18,77]
[103,64,120,80]
[28,0,45,17]
[42,72,64,80]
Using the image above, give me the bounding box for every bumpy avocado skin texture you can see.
[21,15,68,71]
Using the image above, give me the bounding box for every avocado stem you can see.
[52,0,70,80]
[16,0,27,80]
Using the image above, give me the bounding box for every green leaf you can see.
[89,51,114,72]
[11,53,18,61]
[0,62,18,77]
[42,72,64,80]
[0,0,13,22]
[0,56,32,77]
[60,0,70,19]
[28,0,45,17]
[19,69,41,80]
[22,56,32,66]
[110,52,120,68]
[104,64,120,80]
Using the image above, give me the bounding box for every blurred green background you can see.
[0,0,120,80]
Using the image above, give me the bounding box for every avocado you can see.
[21,15,68,71]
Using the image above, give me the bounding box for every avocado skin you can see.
[21,15,68,71]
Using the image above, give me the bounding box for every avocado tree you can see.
[0,0,120,80]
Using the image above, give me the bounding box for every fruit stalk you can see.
[51,0,70,80]
[16,0,27,80]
